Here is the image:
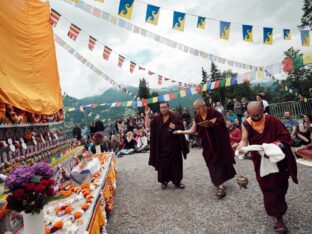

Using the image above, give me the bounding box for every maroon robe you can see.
[195,107,236,186]
[243,115,298,219]
[149,111,189,185]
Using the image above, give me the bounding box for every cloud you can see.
[50,0,307,99]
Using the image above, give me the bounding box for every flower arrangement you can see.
[4,162,58,214]
[92,131,104,146]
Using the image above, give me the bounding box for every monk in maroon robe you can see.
[238,101,298,233]
[149,102,189,189]
[174,99,236,198]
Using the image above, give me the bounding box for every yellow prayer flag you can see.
[202,83,207,92]
[303,51,312,65]
[180,90,186,97]
[152,97,158,103]
[225,77,231,87]
[256,71,264,80]
[127,101,132,107]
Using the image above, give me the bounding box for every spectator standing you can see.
[215,102,225,115]
[241,97,248,113]
[94,117,105,132]
[226,98,234,111]
[72,124,82,141]
[106,119,115,137]
[256,94,270,114]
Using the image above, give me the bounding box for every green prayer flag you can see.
[292,55,303,68]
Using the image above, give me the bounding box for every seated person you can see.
[135,130,149,153]
[227,110,238,124]
[111,135,120,152]
[296,114,312,146]
[295,128,312,159]
[116,131,136,157]
[102,135,112,152]
[226,120,241,150]
[282,111,299,145]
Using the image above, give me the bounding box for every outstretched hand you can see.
[173,130,183,135]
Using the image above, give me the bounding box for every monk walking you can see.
[174,99,236,198]
[237,101,298,233]
[149,102,189,189]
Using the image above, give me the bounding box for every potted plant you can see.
[4,162,58,234]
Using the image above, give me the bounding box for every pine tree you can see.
[299,0,312,30]
[201,67,210,105]
[138,78,150,113]
[138,78,150,99]
[210,62,221,81]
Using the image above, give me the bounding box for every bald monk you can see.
[149,102,189,189]
[174,99,236,198]
[237,101,298,233]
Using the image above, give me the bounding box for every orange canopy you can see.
[0,0,63,115]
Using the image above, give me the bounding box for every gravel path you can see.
[108,149,312,234]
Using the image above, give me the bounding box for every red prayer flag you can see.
[103,46,112,60]
[68,23,81,41]
[88,36,97,51]
[118,55,125,67]
[282,58,293,72]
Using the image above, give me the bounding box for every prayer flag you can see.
[118,0,134,20]
[173,11,186,32]
[50,9,61,27]
[197,17,206,29]
[146,4,160,26]
[130,61,136,73]
[214,80,220,89]
[282,58,293,72]
[300,30,310,46]
[148,71,155,75]
[88,36,97,51]
[139,66,145,70]
[118,55,125,67]
[242,25,253,42]
[219,79,226,88]
[103,46,112,60]
[231,74,237,85]
[152,97,158,103]
[292,55,303,68]
[158,76,163,85]
[263,27,273,45]
[220,21,231,40]
[180,90,186,97]
[68,23,81,41]
[283,29,291,40]
[127,101,132,107]
[225,77,231,87]
[303,50,312,65]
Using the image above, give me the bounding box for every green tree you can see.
[284,47,312,98]
[138,78,150,113]
[299,0,312,30]
[201,67,210,105]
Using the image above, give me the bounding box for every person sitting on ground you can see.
[295,125,312,159]
[116,131,137,157]
[111,135,120,152]
[241,111,249,122]
[226,120,241,150]
[234,118,241,128]
[102,135,112,152]
[135,130,149,153]
[296,114,312,146]
[227,110,238,123]
[282,111,299,146]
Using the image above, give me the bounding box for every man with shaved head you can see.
[237,101,298,233]
[174,99,236,198]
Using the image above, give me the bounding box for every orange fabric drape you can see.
[0,0,63,114]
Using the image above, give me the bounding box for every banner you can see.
[50,9,61,27]
[118,0,134,20]
[242,25,253,42]
[58,0,262,71]
[103,46,112,60]
[67,0,311,47]
[146,4,160,26]
[283,29,291,40]
[173,11,186,32]
[220,21,231,40]
[301,30,310,47]
[88,36,96,51]
[68,23,81,41]
[263,27,273,45]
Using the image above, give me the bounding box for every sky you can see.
[49,0,310,99]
